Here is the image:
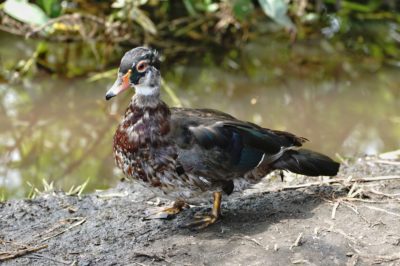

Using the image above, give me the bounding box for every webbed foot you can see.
[181,192,222,230]
[181,213,220,230]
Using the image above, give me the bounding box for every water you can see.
[1,34,399,199]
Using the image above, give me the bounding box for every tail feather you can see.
[272,149,340,176]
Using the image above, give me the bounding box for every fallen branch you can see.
[276,175,400,191]
[289,232,303,250]
[230,235,267,250]
[331,201,340,219]
[0,244,48,261]
[362,205,400,218]
[373,159,400,166]
[40,217,87,242]
[133,252,170,263]
[349,244,400,264]
[372,253,400,264]
[369,188,400,199]
[339,197,392,204]
[346,254,359,266]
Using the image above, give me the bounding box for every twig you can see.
[373,159,400,166]
[362,205,400,218]
[349,188,363,198]
[27,253,72,265]
[276,175,400,191]
[96,191,129,199]
[291,259,311,264]
[351,176,400,182]
[230,235,267,250]
[322,221,363,246]
[340,197,391,203]
[335,153,349,166]
[0,244,48,261]
[341,201,375,226]
[242,235,264,248]
[378,149,400,159]
[40,217,87,242]
[289,232,303,250]
[133,262,147,266]
[133,252,170,263]
[372,253,400,264]
[332,228,361,245]
[369,188,400,198]
[349,244,400,264]
[331,201,340,219]
[346,254,359,266]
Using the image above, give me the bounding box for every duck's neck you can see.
[131,93,162,109]
[114,93,171,153]
[129,93,171,134]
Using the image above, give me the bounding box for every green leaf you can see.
[4,0,49,26]
[257,0,294,29]
[130,7,157,35]
[233,0,254,21]
[324,0,379,13]
[182,0,198,16]
[37,0,62,18]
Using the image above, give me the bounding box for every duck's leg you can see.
[183,191,222,230]
[145,199,189,219]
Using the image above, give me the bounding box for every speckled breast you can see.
[113,102,171,180]
[112,101,209,199]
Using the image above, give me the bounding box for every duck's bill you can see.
[105,70,131,100]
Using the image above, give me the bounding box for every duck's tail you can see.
[272,149,340,176]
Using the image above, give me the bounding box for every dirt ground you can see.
[1,155,400,266]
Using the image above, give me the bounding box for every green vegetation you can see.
[0,0,399,78]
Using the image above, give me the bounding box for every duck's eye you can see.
[136,61,148,72]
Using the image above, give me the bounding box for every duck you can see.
[105,47,340,229]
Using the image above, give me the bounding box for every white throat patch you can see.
[135,85,157,96]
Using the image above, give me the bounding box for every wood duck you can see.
[105,47,340,229]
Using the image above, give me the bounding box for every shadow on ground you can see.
[1,157,399,265]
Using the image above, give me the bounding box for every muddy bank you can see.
[1,155,400,266]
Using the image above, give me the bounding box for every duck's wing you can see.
[169,108,320,181]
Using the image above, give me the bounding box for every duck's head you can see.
[105,47,161,100]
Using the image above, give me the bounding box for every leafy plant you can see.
[3,0,52,26]
[258,0,294,29]
[232,0,254,21]
[112,0,157,35]
[37,0,62,18]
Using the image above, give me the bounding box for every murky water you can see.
[1,34,399,199]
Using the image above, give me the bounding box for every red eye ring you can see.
[136,61,148,72]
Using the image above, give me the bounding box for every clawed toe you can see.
[144,199,189,220]
[145,207,177,219]
[181,192,222,230]
[181,214,220,230]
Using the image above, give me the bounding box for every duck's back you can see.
[168,107,314,186]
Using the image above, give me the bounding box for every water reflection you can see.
[0,41,399,199]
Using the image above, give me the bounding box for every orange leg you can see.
[183,192,222,230]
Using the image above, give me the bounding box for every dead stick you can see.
[369,188,400,198]
[373,160,400,166]
[40,218,86,242]
[362,205,400,217]
[0,244,48,261]
[276,176,400,191]
[331,201,340,219]
[290,232,303,250]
